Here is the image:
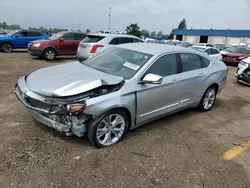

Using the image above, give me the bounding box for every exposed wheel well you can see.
[43,47,57,55]
[106,107,132,130]
[208,83,219,94]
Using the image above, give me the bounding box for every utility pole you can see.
[78,20,80,31]
[108,7,111,31]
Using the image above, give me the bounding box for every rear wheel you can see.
[1,43,13,53]
[198,86,217,111]
[87,110,129,148]
[43,48,56,60]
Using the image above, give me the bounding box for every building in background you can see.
[173,29,250,45]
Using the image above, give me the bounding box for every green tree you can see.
[157,31,163,36]
[150,31,156,36]
[126,23,141,37]
[177,18,187,30]
[140,29,150,37]
[168,28,174,39]
[85,29,91,34]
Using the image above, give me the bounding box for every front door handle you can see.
[172,78,180,83]
[199,72,204,77]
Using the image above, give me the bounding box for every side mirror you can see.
[59,38,64,43]
[204,52,208,55]
[140,73,163,84]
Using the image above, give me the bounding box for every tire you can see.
[198,86,217,112]
[1,43,13,53]
[43,48,56,60]
[87,109,129,148]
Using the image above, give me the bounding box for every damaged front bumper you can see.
[15,76,90,137]
[235,62,250,86]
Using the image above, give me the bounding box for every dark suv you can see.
[28,31,86,60]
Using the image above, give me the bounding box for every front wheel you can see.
[1,43,13,53]
[43,48,56,60]
[198,86,217,111]
[87,110,129,148]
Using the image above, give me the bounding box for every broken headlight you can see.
[66,104,85,115]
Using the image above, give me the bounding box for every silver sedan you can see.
[15,43,227,147]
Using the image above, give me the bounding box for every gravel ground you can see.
[0,51,250,188]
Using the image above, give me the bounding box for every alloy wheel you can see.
[203,88,216,110]
[46,50,55,60]
[96,114,125,146]
[2,43,12,53]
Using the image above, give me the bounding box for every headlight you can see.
[66,104,85,114]
[33,43,41,47]
[238,56,246,60]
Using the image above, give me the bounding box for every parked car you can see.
[177,41,192,47]
[195,43,215,47]
[213,44,225,50]
[190,46,221,60]
[76,33,144,62]
[235,57,250,86]
[28,31,86,60]
[15,43,227,147]
[0,31,7,35]
[221,47,250,65]
[0,30,48,52]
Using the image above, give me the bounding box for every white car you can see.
[195,43,215,47]
[235,57,250,86]
[77,33,144,61]
[190,46,221,60]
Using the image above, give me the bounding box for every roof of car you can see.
[88,33,141,39]
[191,46,209,49]
[118,43,203,55]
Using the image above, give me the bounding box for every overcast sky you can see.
[0,0,250,33]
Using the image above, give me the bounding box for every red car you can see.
[222,47,250,65]
[28,31,86,60]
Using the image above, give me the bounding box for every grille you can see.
[26,97,52,111]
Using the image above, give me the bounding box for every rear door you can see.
[58,33,75,54]
[209,48,220,60]
[178,53,208,103]
[27,31,43,44]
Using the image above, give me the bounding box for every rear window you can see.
[81,35,105,43]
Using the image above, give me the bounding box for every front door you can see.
[58,33,75,54]
[136,53,184,124]
[12,31,28,48]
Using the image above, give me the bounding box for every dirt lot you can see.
[0,51,250,188]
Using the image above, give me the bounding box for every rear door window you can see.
[204,48,211,55]
[62,33,74,40]
[74,33,86,40]
[210,48,220,55]
[28,31,42,37]
[180,53,202,72]
[200,56,210,67]
[118,38,134,44]
[81,35,105,43]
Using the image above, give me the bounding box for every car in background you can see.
[0,30,7,35]
[195,43,215,47]
[28,31,86,60]
[15,43,227,147]
[190,46,221,60]
[97,30,111,34]
[213,44,225,50]
[76,33,144,62]
[235,57,250,86]
[0,30,49,52]
[177,41,192,47]
[221,47,250,65]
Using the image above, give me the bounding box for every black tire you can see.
[43,48,56,60]
[198,86,217,112]
[87,109,129,148]
[1,42,13,53]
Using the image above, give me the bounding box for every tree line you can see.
[126,18,187,39]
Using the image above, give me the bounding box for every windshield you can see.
[6,30,18,36]
[230,47,250,54]
[84,47,153,79]
[190,46,205,52]
[49,32,65,40]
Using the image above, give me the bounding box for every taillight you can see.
[90,44,104,53]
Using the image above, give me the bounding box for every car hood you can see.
[30,39,50,44]
[0,35,12,40]
[26,61,124,97]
